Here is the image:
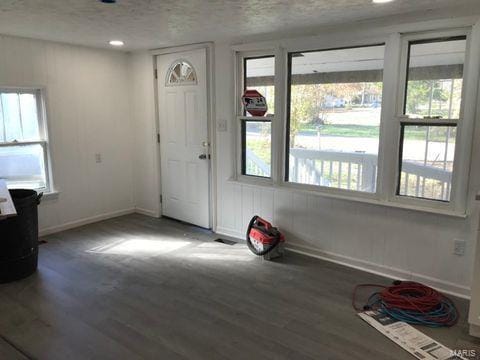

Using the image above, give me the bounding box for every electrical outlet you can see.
[95,153,102,163]
[453,239,466,256]
[217,118,227,132]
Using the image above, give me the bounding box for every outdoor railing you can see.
[400,161,452,200]
[290,148,378,192]
[245,149,270,177]
[246,147,452,199]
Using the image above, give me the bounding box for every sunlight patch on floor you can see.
[87,238,191,255]
[185,253,255,262]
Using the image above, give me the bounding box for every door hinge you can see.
[157,133,160,143]
[160,195,163,203]
[154,69,158,79]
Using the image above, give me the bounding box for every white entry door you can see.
[157,48,210,228]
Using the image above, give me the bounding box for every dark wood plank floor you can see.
[0,214,478,359]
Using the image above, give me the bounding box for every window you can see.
[239,54,275,178]
[286,45,385,192]
[404,37,466,119]
[234,28,476,214]
[0,89,51,191]
[166,60,197,86]
[242,120,272,178]
[398,125,456,201]
[244,56,275,116]
[397,36,466,202]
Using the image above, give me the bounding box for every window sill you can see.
[236,175,274,186]
[38,190,60,201]
[227,177,467,219]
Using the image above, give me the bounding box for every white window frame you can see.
[0,87,53,193]
[232,23,480,217]
[235,50,277,185]
[283,42,387,200]
[391,28,473,214]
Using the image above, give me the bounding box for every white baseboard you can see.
[135,207,159,218]
[40,214,471,299]
[470,324,480,338]
[39,208,136,236]
[215,229,470,299]
[215,226,245,240]
[287,243,470,299]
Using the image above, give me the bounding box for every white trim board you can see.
[39,208,136,237]
[216,226,245,240]
[230,16,480,52]
[152,42,217,231]
[39,207,159,237]
[150,42,214,56]
[39,212,470,298]
[215,228,470,299]
[135,207,160,218]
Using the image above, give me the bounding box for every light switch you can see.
[95,153,102,163]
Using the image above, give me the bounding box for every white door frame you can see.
[151,43,216,230]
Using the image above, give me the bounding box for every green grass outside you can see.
[309,124,379,138]
[246,124,453,167]
[246,139,271,165]
[298,124,453,142]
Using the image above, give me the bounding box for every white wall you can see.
[0,35,135,234]
[24,13,473,298]
[212,25,480,297]
[128,42,478,298]
[129,22,480,297]
[0,8,477,299]
[129,51,160,217]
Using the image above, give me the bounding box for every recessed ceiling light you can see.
[109,40,124,47]
[372,0,395,3]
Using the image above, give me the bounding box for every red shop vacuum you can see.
[246,216,285,260]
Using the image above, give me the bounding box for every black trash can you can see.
[0,189,42,283]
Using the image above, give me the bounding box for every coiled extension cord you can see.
[352,281,458,327]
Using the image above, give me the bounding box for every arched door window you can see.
[166,60,197,86]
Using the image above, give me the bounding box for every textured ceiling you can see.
[0,0,478,51]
